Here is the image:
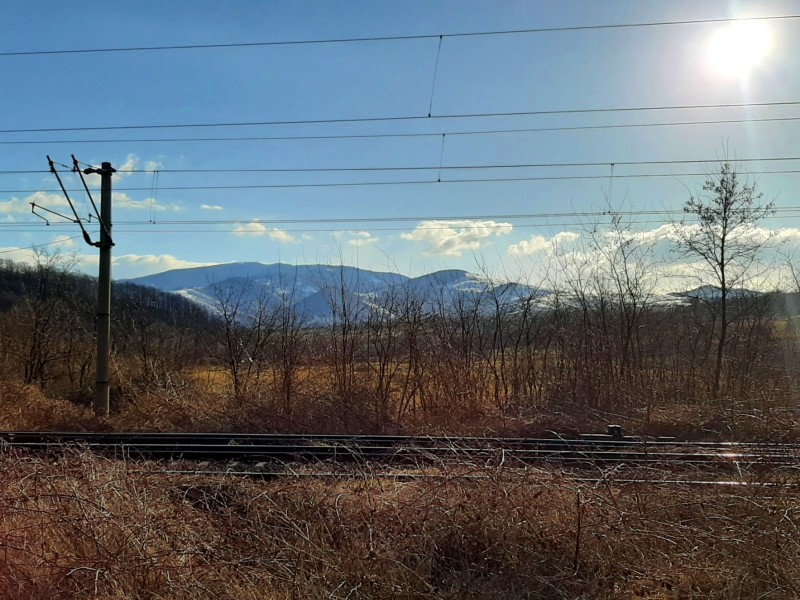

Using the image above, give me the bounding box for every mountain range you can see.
[123,263,547,324]
[123,262,767,324]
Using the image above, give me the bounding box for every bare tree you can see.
[673,161,775,400]
[364,284,403,431]
[395,284,427,420]
[114,284,200,391]
[4,250,93,392]
[207,277,275,400]
[323,265,363,410]
[268,268,307,419]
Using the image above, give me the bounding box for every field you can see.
[0,378,795,448]
[2,369,798,599]
[0,449,795,599]
[2,260,800,598]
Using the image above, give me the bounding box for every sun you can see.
[707,21,771,79]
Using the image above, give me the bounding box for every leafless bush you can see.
[0,451,797,598]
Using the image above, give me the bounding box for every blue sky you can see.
[2,0,800,287]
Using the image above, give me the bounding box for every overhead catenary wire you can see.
[5,206,800,230]
[4,100,800,135]
[149,169,159,224]
[5,17,796,265]
[103,156,800,174]
[1,215,797,235]
[0,234,83,254]
[3,113,800,146]
[4,205,800,234]
[4,168,800,195]
[0,13,797,58]
[7,156,800,178]
[428,35,443,118]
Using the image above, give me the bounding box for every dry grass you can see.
[2,376,800,443]
[0,449,797,599]
[0,383,97,431]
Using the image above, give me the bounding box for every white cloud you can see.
[507,231,580,256]
[625,223,680,245]
[776,228,800,245]
[233,222,267,236]
[334,230,379,247]
[0,247,42,264]
[201,204,224,211]
[81,155,135,187]
[112,253,212,275]
[659,223,800,249]
[112,192,182,212]
[266,229,297,243]
[505,222,800,293]
[349,235,378,247]
[83,154,159,186]
[736,225,800,247]
[0,246,209,280]
[507,236,550,256]
[0,192,71,218]
[232,221,297,243]
[401,220,513,257]
[52,235,77,249]
[553,231,581,245]
[0,235,88,268]
[117,154,138,173]
[0,198,32,215]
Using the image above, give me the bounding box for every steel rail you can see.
[3,430,799,449]
[2,431,798,467]
[6,441,795,463]
[156,468,800,489]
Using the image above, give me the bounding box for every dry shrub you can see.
[109,386,239,433]
[0,382,97,431]
[3,373,799,443]
[0,380,253,434]
[0,450,797,598]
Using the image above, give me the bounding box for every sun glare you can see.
[707,21,771,79]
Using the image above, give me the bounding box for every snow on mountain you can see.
[399,271,549,315]
[123,262,766,325]
[124,262,273,292]
[669,285,764,301]
[122,263,546,324]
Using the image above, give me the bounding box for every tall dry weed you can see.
[0,450,797,598]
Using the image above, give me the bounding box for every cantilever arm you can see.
[46,155,98,246]
[72,155,112,243]
[30,201,77,224]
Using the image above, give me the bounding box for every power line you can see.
[5,204,800,236]
[3,168,800,195]
[4,114,800,147]
[3,101,800,135]
[5,206,800,230]
[0,234,83,255]
[8,156,800,177]
[100,213,800,225]
[2,213,799,235]
[110,156,800,174]
[1,14,797,58]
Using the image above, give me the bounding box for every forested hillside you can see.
[0,256,214,399]
[0,251,799,439]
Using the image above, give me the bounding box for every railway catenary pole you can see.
[83,162,115,416]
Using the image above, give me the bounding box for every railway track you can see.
[1,430,798,468]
